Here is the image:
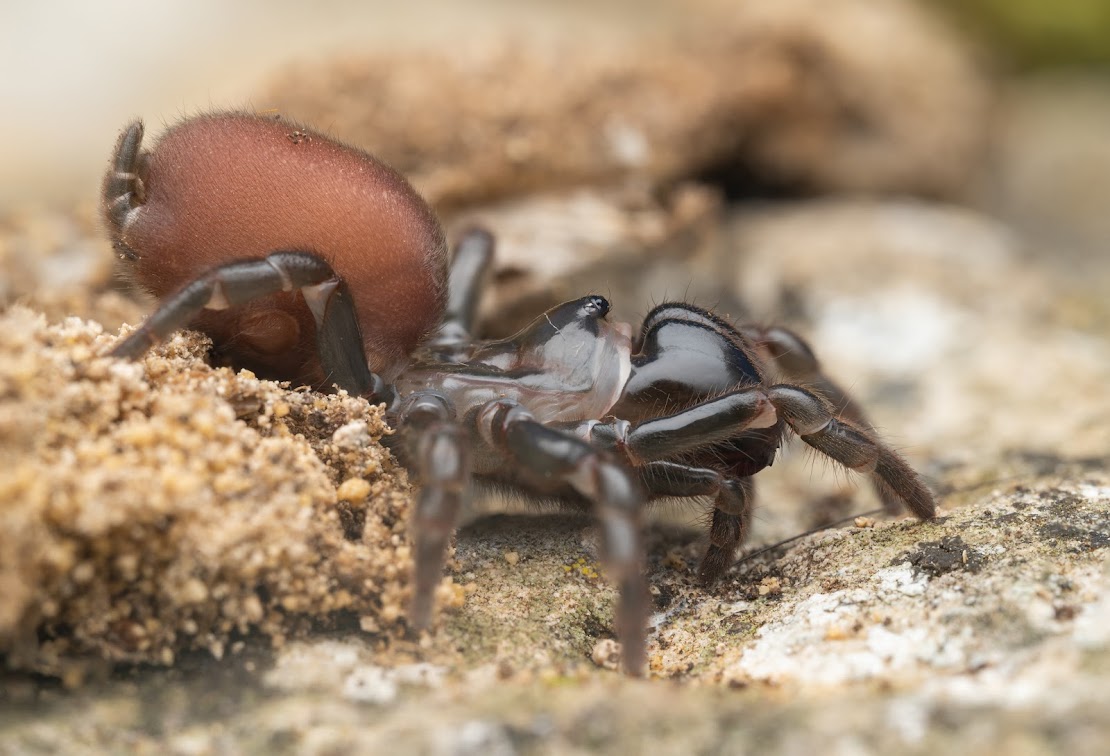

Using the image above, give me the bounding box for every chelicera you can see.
[103,112,936,675]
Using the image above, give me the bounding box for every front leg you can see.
[577,384,935,521]
[580,387,779,462]
[476,399,648,675]
[743,324,920,514]
[742,324,871,428]
[616,304,933,518]
[767,385,936,520]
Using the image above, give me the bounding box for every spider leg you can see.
[477,399,647,675]
[399,392,471,631]
[109,252,390,401]
[743,324,871,429]
[639,461,754,585]
[750,325,915,514]
[767,385,936,520]
[429,228,494,350]
[623,303,927,516]
[577,383,934,520]
[585,387,779,461]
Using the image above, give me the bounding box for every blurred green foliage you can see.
[934,0,1110,68]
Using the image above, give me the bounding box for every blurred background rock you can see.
[3,0,1108,309]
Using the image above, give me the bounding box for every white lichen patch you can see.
[874,562,929,596]
[709,479,1110,695]
[342,667,399,705]
[727,584,971,686]
[265,639,447,704]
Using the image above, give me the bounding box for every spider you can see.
[103,112,936,675]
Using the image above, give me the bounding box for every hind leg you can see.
[108,251,390,402]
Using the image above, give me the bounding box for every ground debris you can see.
[0,308,416,677]
[895,535,986,577]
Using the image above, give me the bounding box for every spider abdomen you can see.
[103,112,448,384]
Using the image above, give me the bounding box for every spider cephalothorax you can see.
[103,112,936,674]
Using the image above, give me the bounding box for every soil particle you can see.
[896,535,986,577]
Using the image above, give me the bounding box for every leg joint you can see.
[476,399,533,450]
[768,384,832,435]
[401,392,454,428]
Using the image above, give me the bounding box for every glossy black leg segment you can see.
[478,399,647,675]
[109,251,385,400]
[587,387,778,462]
[639,461,754,585]
[430,228,494,349]
[768,385,936,521]
[312,280,391,402]
[400,392,470,631]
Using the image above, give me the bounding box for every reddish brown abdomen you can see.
[115,112,447,385]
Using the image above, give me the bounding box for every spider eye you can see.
[584,296,610,318]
